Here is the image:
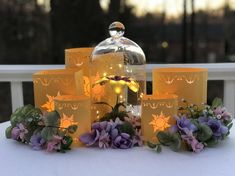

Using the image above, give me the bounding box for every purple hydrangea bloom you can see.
[80,121,113,148]
[11,123,28,141]
[92,121,112,133]
[80,118,138,149]
[181,131,204,153]
[112,133,132,149]
[98,131,110,148]
[30,133,46,150]
[170,115,197,134]
[198,117,228,138]
[46,135,62,152]
[213,106,232,121]
[79,129,100,146]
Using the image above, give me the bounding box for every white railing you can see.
[0,63,235,116]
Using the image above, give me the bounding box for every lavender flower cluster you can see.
[169,105,233,153]
[6,105,76,153]
[11,124,71,152]
[80,116,142,149]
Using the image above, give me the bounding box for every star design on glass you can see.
[149,112,170,132]
[41,91,61,112]
[60,113,78,128]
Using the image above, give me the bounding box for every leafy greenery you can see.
[96,101,128,121]
[10,105,42,127]
[211,98,223,109]
[118,121,135,136]
[5,126,13,139]
[157,132,181,152]
[5,105,78,153]
[148,98,234,154]
[197,124,213,142]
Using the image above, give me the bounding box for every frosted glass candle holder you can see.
[141,94,178,143]
[65,47,93,97]
[33,69,83,112]
[153,68,208,108]
[54,95,91,147]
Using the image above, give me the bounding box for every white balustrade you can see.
[0,64,234,115]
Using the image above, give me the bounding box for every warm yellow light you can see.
[114,86,122,94]
[149,112,171,132]
[118,64,123,68]
[41,92,61,112]
[153,68,208,108]
[162,41,169,48]
[60,114,78,128]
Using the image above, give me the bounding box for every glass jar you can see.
[90,21,146,121]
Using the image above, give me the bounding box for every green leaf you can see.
[205,138,219,147]
[212,97,223,109]
[169,134,181,152]
[157,132,181,152]
[197,124,213,142]
[118,121,135,136]
[61,136,73,150]
[5,126,13,139]
[155,145,162,153]
[44,111,60,127]
[147,141,157,149]
[100,111,128,122]
[113,103,126,114]
[41,127,57,141]
[67,125,78,134]
[227,123,233,131]
[157,131,174,146]
[10,105,42,127]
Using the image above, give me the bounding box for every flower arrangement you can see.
[147,98,234,153]
[5,105,78,153]
[80,75,142,149]
[80,110,142,149]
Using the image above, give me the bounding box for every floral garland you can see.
[5,105,78,153]
[79,114,142,149]
[148,98,234,153]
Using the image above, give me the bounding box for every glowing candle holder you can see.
[54,95,91,147]
[153,68,208,108]
[65,47,93,96]
[141,94,178,143]
[33,69,84,112]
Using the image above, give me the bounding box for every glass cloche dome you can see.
[90,21,146,121]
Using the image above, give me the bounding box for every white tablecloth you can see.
[1,121,235,176]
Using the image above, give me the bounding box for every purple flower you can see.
[112,133,132,149]
[198,117,228,138]
[170,115,197,134]
[30,133,46,150]
[11,123,28,141]
[79,129,100,146]
[181,131,204,153]
[80,118,138,149]
[46,135,62,152]
[132,129,143,147]
[92,121,112,133]
[80,121,114,148]
[214,106,232,121]
[98,131,110,148]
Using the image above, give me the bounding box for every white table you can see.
[1,121,235,176]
